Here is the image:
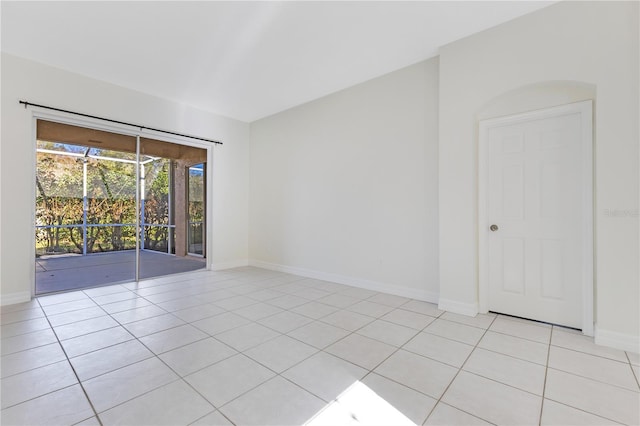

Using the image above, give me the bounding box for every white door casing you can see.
[479,101,593,335]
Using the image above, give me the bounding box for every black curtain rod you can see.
[19,100,223,145]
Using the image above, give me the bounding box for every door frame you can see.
[478,100,594,336]
[30,108,215,297]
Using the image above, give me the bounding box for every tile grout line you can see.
[78,285,237,424]
[425,401,498,426]
[171,277,342,423]
[353,312,441,423]
[486,323,635,424]
[283,299,447,418]
[548,343,632,364]
[86,269,640,423]
[0,309,47,325]
[181,293,450,422]
[193,298,427,422]
[0,342,76,380]
[74,272,315,421]
[465,344,546,367]
[550,338,630,364]
[0,374,79,411]
[406,341,640,421]
[210,314,381,422]
[479,319,632,364]
[7,268,636,425]
[544,365,640,393]
[485,326,552,346]
[188,409,236,426]
[35,298,104,426]
[626,351,640,390]
[420,314,500,426]
[68,285,229,421]
[88,324,229,423]
[537,325,553,425]
[403,314,552,400]
[542,396,629,425]
[285,299,421,372]
[438,319,632,402]
[458,369,552,399]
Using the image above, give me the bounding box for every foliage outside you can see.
[34,143,198,257]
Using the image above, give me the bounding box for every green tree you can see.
[143,159,171,251]
[35,152,83,254]
[35,144,176,256]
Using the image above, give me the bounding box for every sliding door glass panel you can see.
[188,163,205,256]
[35,124,137,293]
[141,158,173,254]
[35,143,86,294]
[87,150,137,253]
[138,138,206,280]
[84,148,137,286]
[35,143,84,257]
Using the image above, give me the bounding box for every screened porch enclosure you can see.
[35,120,207,294]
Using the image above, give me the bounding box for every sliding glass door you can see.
[35,120,208,294]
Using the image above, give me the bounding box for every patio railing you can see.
[35,222,176,256]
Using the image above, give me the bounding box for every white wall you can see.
[250,59,440,301]
[438,1,639,350]
[0,53,251,304]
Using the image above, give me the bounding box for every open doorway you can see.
[35,120,208,294]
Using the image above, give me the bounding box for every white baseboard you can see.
[438,298,479,317]
[249,259,439,303]
[211,259,249,271]
[0,291,32,306]
[595,326,640,353]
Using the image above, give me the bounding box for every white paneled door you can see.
[479,102,593,332]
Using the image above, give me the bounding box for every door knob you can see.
[490,224,499,232]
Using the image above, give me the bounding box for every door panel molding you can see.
[478,100,593,335]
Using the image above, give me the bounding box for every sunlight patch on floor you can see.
[306,381,416,426]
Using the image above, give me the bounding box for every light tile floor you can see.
[1,267,639,425]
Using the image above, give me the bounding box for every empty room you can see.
[0,1,638,425]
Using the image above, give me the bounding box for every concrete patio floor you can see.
[36,250,205,294]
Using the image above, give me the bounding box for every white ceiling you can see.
[2,1,553,122]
